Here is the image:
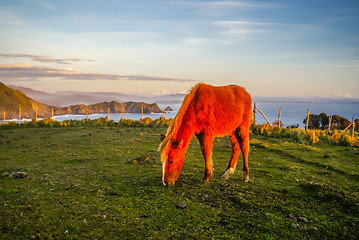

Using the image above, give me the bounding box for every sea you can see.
[5,99,359,129]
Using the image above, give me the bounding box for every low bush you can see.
[0,117,173,130]
[251,124,358,146]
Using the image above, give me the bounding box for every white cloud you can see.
[198,1,281,15]
[332,60,359,69]
[212,20,274,40]
[182,38,208,45]
[211,1,276,8]
[31,0,56,10]
[0,8,25,26]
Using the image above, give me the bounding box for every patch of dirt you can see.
[132,155,154,165]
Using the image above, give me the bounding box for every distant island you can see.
[164,106,173,111]
[0,82,171,119]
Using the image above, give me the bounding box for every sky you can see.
[0,0,358,98]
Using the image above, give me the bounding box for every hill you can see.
[0,83,163,119]
[9,85,137,107]
[0,82,53,119]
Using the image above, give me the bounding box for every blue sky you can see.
[0,0,358,98]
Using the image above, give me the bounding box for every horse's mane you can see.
[158,83,203,162]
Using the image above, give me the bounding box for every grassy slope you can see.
[0,126,358,239]
[0,82,51,119]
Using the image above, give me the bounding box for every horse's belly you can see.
[202,109,243,136]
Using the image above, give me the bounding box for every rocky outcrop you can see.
[164,106,173,111]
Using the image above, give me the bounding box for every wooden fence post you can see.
[328,114,332,132]
[121,107,124,120]
[253,102,257,126]
[141,107,143,120]
[106,107,109,122]
[35,106,38,122]
[161,108,163,118]
[352,117,355,141]
[19,107,21,127]
[256,107,271,126]
[86,106,88,122]
[278,107,282,128]
[340,122,353,136]
[68,108,71,124]
[306,109,310,131]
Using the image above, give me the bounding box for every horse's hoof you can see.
[221,168,235,180]
[221,174,230,180]
[242,171,249,182]
[202,178,212,184]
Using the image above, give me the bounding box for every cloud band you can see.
[0,63,195,82]
[0,53,94,64]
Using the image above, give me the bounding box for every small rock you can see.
[291,223,299,229]
[300,227,308,232]
[308,227,318,234]
[298,217,309,223]
[176,201,187,209]
[9,172,27,179]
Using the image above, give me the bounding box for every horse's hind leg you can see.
[235,126,250,182]
[221,133,240,180]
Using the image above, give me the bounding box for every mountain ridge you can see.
[0,82,164,119]
[8,85,186,107]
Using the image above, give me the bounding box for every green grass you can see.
[0,126,358,239]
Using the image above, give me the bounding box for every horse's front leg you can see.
[196,132,214,183]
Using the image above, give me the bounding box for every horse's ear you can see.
[160,134,165,142]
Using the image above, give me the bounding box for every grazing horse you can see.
[159,83,252,186]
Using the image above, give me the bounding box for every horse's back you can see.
[194,84,251,112]
[191,84,252,134]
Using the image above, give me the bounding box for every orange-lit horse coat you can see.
[159,83,252,185]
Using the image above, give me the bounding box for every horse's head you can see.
[160,134,185,186]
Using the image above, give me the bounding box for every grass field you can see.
[1,126,358,239]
